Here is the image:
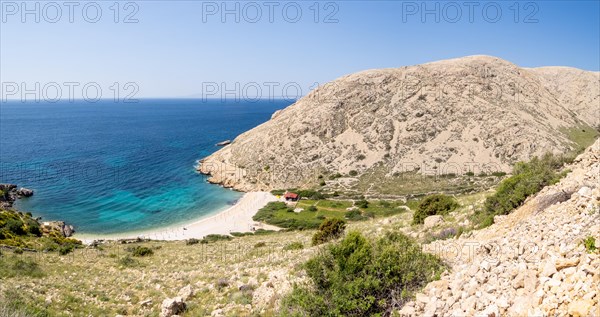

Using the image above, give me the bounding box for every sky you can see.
[1,0,599,99]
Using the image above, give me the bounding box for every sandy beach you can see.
[74,192,279,243]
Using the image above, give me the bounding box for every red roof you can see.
[284,192,299,199]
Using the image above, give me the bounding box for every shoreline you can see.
[74,191,279,243]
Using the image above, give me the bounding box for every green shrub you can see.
[319,180,326,186]
[584,236,597,253]
[355,199,369,209]
[412,194,459,224]
[349,170,358,177]
[58,244,75,255]
[282,231,446,316]
[308,205,318,212]
[484,153,567,216]
[128,246,154,257]
[117,255,139,268]
[345,209,366,221]
[200,234,233,244]
[254,242,266,248]
[186,238,200,245]
[465,171,475,176]
[297,190,325,200]
[283,242,304,251]
[312,218,346,246]
[5,218,25,235]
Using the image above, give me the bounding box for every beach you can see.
[74,192,279,243]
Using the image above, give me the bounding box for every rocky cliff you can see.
[199,55,599,191]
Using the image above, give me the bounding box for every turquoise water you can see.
[0,99,290,234]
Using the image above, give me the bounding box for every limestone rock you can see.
[424,215,444,229]
[568,300,594,317]
[160,297,186,317]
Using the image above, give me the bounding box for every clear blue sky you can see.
[1,0,599,99]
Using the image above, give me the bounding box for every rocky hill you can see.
[402,138,600,316]
[198,55,599,192]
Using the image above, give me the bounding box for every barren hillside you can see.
[199,55,598,192]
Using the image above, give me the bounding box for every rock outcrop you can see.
[0,184,34,208]
[198,55,599,191]
[400,139,600,316]
[40,221,75,237]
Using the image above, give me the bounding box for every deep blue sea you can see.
[0,99,290,234]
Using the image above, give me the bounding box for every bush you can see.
[412,194,459,224]
[118,255,139,268]
[297,190,325,200]
[254,242,266,248]
[584,236,597,253]
[200,234,233,244]
[308,205,318,212]
[5,218,25,235]
[129,246,154,257]
[465,171,475,176]
[282,231,446,316]
[58,244,75,255]
[349,170,358,177]
[355,199,369,209]
[345,209,366,221]
[312,218,346,246]
[185,238,200,245]
[484,153,567,216]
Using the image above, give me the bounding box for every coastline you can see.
[74,191,279,243]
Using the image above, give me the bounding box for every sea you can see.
[0,99,291,234]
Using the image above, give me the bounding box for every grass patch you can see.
[283,242,304,251]
[561,124,599,153]
[0,256,44,278]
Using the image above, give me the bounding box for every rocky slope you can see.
[198,55,599,191]
[401,138,600,316]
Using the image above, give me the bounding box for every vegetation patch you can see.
[584,236,597,253]
[282,231,446,316]
[200,234,232,244]
[412,194,459,224]
[312,218,346,246]
[484,153,569,216]
[283,242,304,251]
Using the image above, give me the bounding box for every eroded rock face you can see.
[199,55,599,191]
[401,139,600,316]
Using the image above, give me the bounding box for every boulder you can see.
[533,190,571,214]
[17,187,34,197]
[160,297,186,317]
[567,300,594,317]
[177,285,194,301]
[424,215,444,229]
